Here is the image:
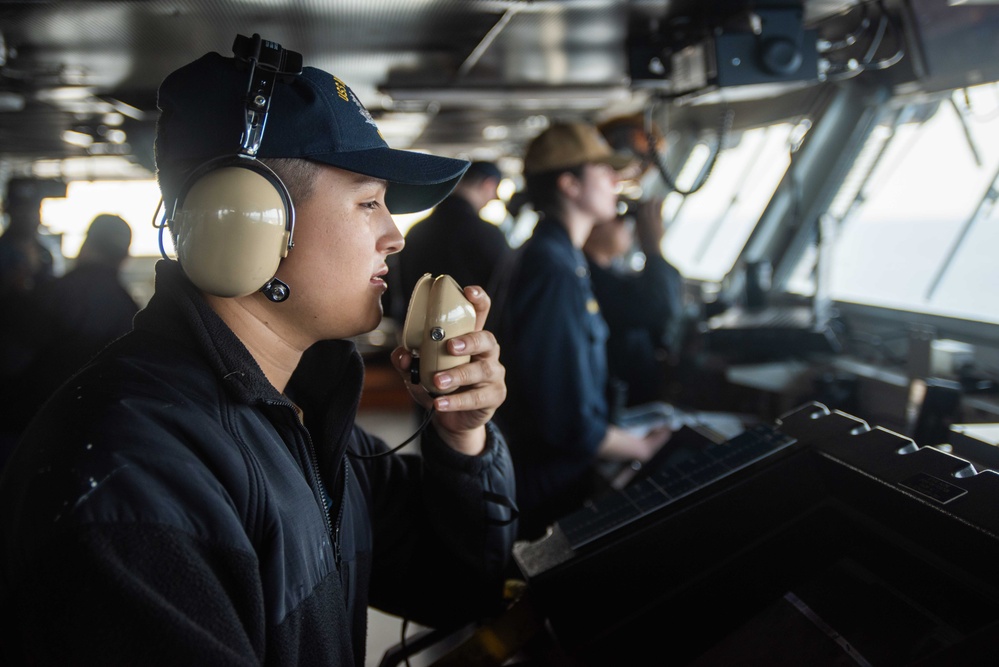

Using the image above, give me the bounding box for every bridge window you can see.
[41,180,162,258]
[802,82,999,325]
[661,123,797,283]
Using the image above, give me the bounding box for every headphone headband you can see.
[232,34,303,158]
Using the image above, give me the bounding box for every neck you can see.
[553,207,597,249]
[203,293,307,393]
[456,189,485,213]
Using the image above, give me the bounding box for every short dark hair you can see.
[259,158,321,205]
[461,161,502,187]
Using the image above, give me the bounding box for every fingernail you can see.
[451,339,465,352]
[437,373,452,389]
[436,397,450,411]
[470,287,480,297]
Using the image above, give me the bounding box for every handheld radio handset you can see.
[401,274,476,395]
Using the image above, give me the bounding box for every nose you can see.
[381,212,405,255]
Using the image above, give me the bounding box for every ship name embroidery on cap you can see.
[333,76,349,102]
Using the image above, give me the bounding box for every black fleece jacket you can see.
[0,260,517,666]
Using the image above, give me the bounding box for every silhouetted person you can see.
[0,179,64,378]
[0,178,61,298]
[0,178,66,461]
[393,161,510,318]
[583,198,685,406]
[1,214,139,461]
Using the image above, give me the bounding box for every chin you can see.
[360,302,384,333]
[322,302,384,341]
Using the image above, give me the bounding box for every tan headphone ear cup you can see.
[173,161,292,298]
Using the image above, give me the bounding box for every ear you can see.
[556,170,582,199]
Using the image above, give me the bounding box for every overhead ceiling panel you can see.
[0,0,885,172]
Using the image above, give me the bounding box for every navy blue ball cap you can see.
[156,52,468,214]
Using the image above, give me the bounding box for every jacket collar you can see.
[534,214,572,243]
[133,260,363,411]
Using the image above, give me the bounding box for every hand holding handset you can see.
[401,273,477,395]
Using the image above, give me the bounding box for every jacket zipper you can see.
[273,400,341,568]
[333,459,348,567]
[301,428,335,543]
